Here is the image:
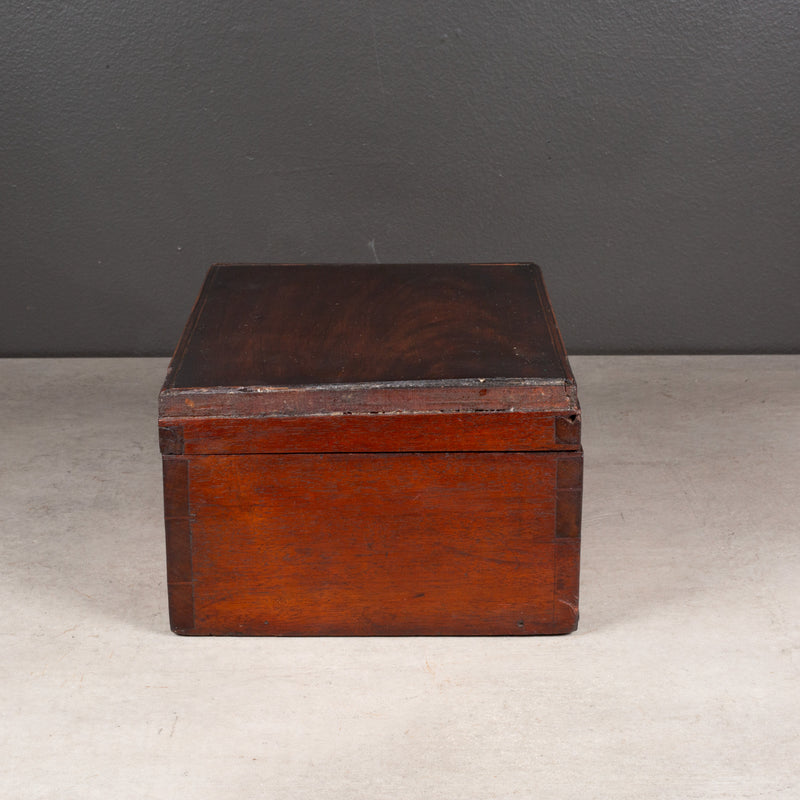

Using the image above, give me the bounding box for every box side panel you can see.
[177,452,580,635]
[159,411,581,455]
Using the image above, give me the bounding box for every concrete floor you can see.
[1,356,798,799]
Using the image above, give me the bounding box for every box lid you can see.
[159,264,580,453]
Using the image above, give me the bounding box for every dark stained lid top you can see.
[160,263,577,417]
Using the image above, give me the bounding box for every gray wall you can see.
[2,1,798,355]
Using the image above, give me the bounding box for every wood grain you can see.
[159,263,578,419]
[165,263,569,389]
[170,452,580,635]
[159,381,577,418]
[160,263,582,636]
[158,411,580,455]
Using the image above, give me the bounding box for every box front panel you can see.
[166,451,581,635]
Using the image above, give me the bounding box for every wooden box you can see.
[159,264,582,635]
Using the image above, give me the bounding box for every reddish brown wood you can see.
[553,540,580,630]
[162,457,188,519]
[162,458,193,631]
[160,263,577,419]
[159,263,583,636]
[159,382,577,418]
[168,452,579,635]
[159,411,578,455]
[166,263,571,386]
[556,453,584,539]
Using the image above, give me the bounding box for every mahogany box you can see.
[159,263,582,635]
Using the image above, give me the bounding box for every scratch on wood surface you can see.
[557,598,578,615]
[441,544,521,568]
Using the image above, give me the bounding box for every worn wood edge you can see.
[555,413,582,444]
[159,380,579,419]
[167,581,195,634]
[159,424,184,455]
